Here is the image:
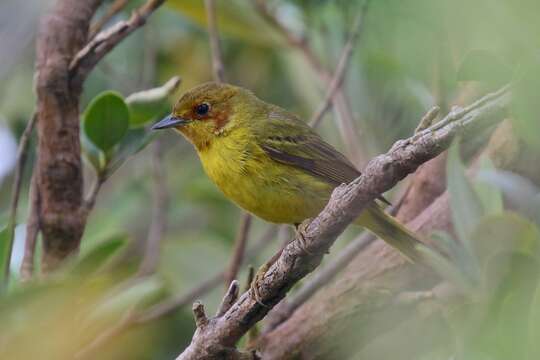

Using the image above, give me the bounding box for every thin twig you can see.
[89,0,129,39]
[82,174,105,217]
[309,4,369,127]
[75,224,278,357]
[20,171,40,281]
[137,225,278,323]
[204,0,225,82]
[4,112,37,286]
[138,138,168,276]
[254,0,368,165]
[204,0,255,291]
[70,0,166,85]
[224,213,253,288]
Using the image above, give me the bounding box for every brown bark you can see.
[35,0,103,272]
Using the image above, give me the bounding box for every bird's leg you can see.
[251,244,286,307]
[294,221,314,255]
[250,222,315,306]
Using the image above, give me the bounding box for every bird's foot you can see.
[295,221,315,255]
[250,262,272,308]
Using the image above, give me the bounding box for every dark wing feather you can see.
[257,107,361,185]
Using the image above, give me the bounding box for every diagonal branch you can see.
[175,86,510,359]
[309,1,369,127]
[69,0,166,86]
[255,0,370,165]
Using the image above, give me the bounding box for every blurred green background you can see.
[1,0,540,359]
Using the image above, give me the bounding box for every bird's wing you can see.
[256,107,361,186]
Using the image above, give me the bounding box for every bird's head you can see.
[152,82,257,151]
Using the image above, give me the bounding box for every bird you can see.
[152,82,425,300]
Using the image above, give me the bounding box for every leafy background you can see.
[0,0,540,359]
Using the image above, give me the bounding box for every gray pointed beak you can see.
[151,114,190,130]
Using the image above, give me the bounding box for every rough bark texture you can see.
[35,0,103,272]
[176,87,510,360]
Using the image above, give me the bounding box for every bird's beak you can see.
[151,114,190,130]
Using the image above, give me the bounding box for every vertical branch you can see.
[224,213,252,288]
[34,0,165,273]
[138,139,168,276]
[35,0,104,273]
[204,0,254,287]
[204,0,225,83]
[20,171,41,281]
[5,113,37,284]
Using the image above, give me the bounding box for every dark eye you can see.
[195,103,210,116]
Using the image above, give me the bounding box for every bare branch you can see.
[36,0,104,273]
[225,213,253,288]
[309,3,370,127]
[89,0,129,39]
[20,170,41,282]
[135,225,278,324]
[415,106,440,134]
[69,0,166,85]
[175,86,510,359]
[138,139,168,276]
[193,301,209,328]
[216,280,240,317]
[4,112,37,285]
[204,0,225,82]
[255,0,368,165]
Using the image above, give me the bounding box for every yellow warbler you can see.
[152,82,422,262]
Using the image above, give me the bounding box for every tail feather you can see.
[355,205,424,262]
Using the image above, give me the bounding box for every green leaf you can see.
[473,213,540,266]
[473,157,503,216]
[456,49,512,85]
[81,131,105,173]
[0,226,10,289]
[511,56,540,150]
[447,141,484,248]
[125,76,181,128]
[83,91,130,152]
[71,234,128,276]
[105,128,156,177]
[529,277,540,358]
[88,277,163,321]
[417,244,475,295]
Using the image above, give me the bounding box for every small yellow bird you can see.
[152,82,422,264]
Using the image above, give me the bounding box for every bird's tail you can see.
[355,205,425,263]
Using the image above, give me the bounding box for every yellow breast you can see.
[197,130,333,224]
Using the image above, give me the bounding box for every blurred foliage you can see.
[0,0,540,358]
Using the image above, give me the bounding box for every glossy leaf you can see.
[83,91,130,152]
[125,76,181,128]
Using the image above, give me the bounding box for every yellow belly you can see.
[198,138,334,224]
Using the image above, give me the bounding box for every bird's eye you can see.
[195,103,210,116]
